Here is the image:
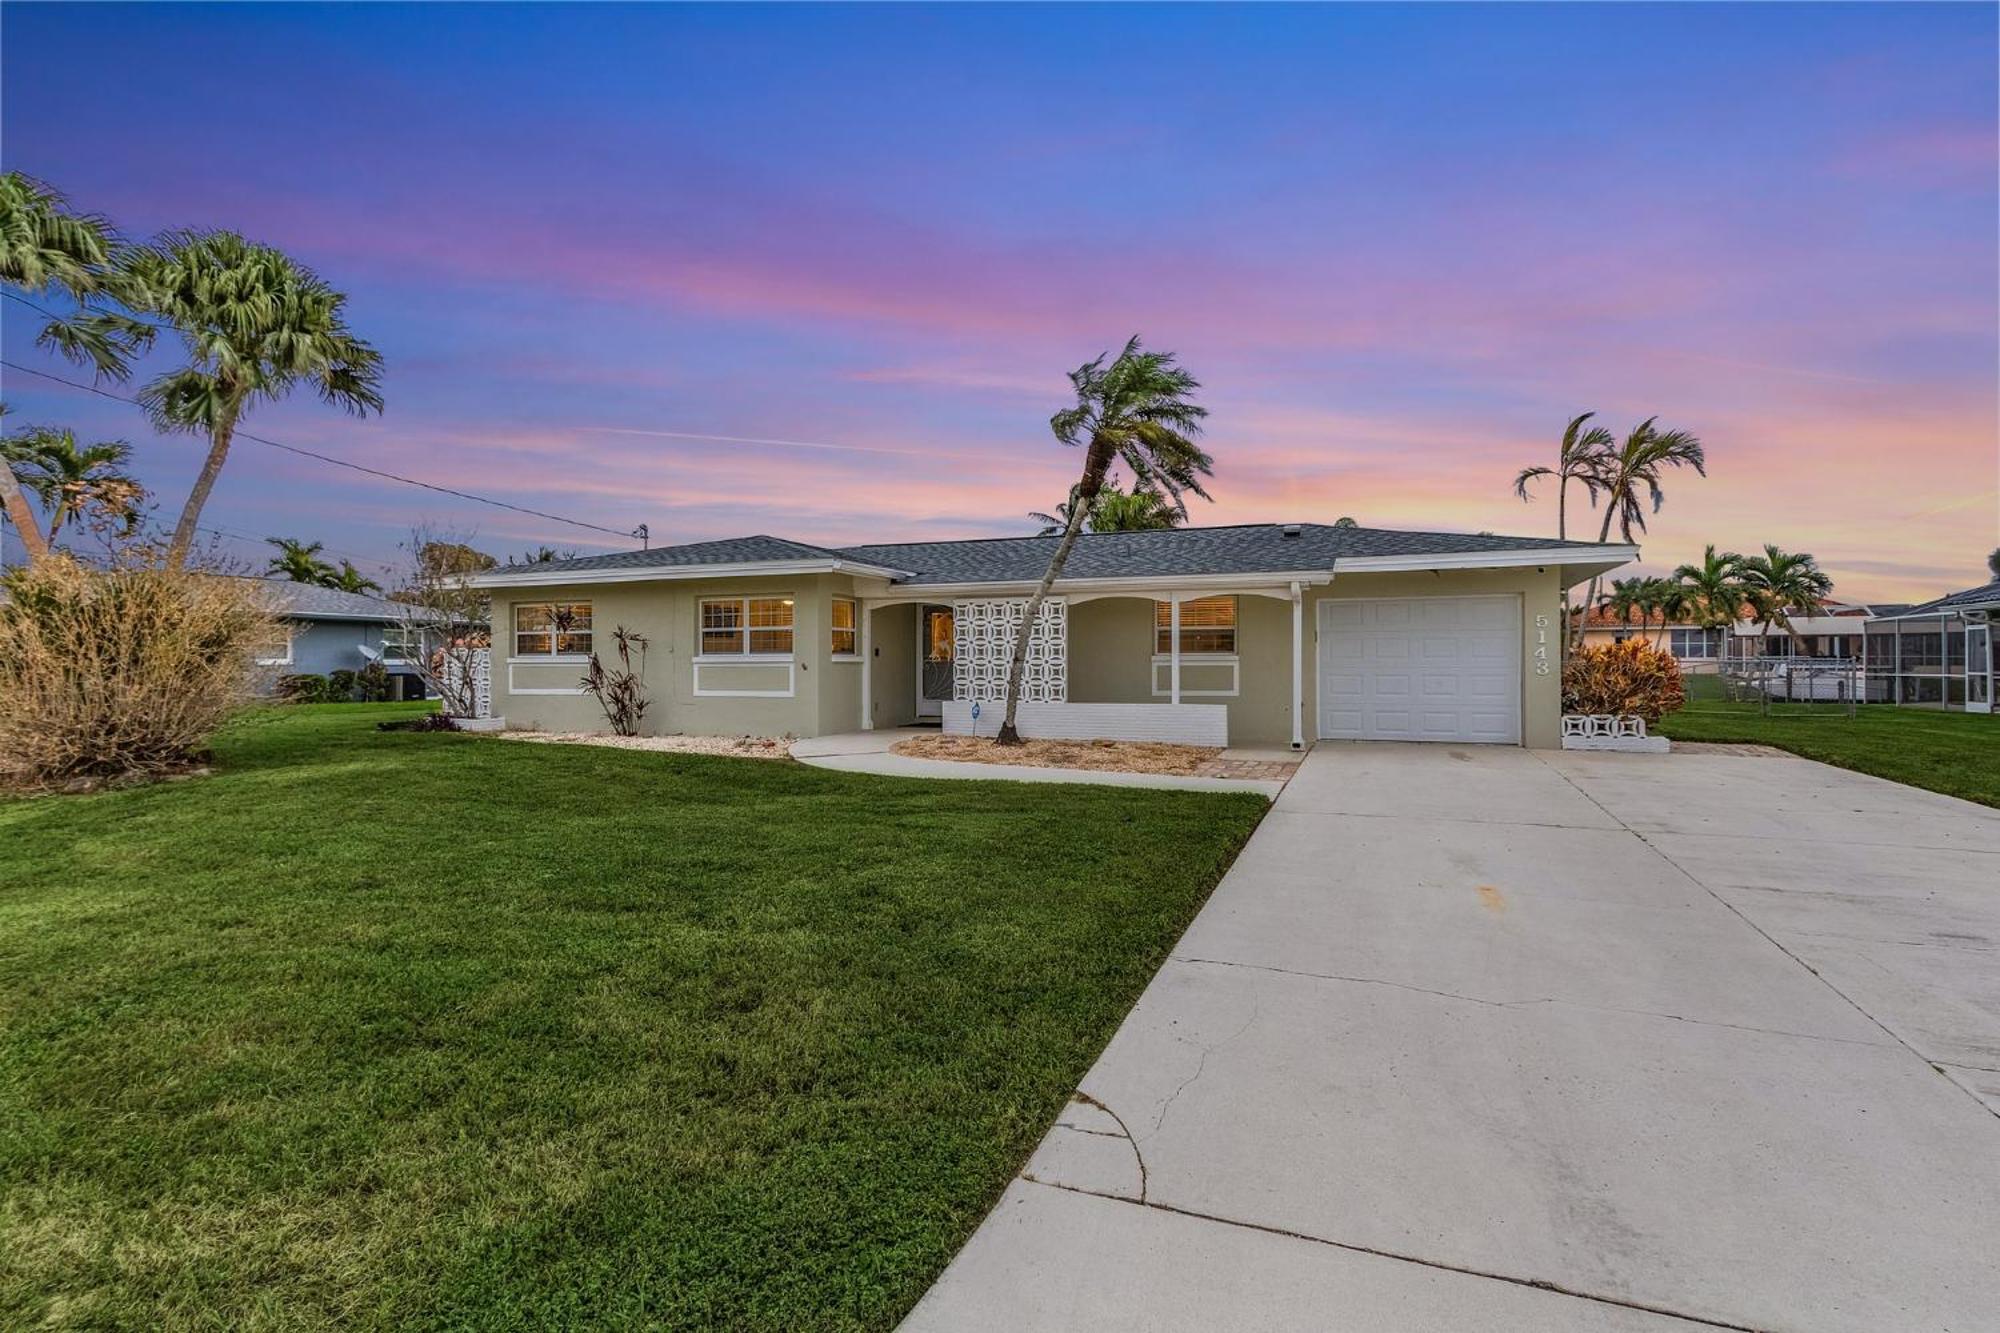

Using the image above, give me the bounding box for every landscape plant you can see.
[1736,544,1834,653]
[357,659,392,702]
[327,668,360,701]
[997,336,1214,744]
[0,553,274,789]
[1561,638,1687,723]
[392,528,492,717]
[1,426,144,546]
[582,626,651,735]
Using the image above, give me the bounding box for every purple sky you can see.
[3,3,1995,599]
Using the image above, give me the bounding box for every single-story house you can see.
[1861,581,1998,711]
[468,523,1636,749]
[1574,607,1730,668]
[253,580,429,697]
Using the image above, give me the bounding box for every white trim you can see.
[692,657,796,698]
[471,556,911,589]
[1331,545,1635,574]
[884,570,1337,602]
[505,660,587,696]
[944,699,1227,746]
[830,654,863,663]
[1150,654,1239,697]
[256,626,295,667]
[1289,581,1304,750]
[507,654,591,665]
[859,599,874,730]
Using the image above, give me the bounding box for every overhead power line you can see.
[0,356,642,541]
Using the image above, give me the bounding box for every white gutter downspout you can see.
[1290,580,1304,750]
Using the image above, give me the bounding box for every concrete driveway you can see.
[905,744,2000,1332]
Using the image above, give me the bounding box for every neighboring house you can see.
[1574,608,1728,669]
[1861,581,1998,711]
[468,524,1636,749]
[253,580,429,697]
[1723,603,1877,661]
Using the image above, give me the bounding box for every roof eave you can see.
[469,556,915,589]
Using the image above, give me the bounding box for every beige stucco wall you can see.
[489,563,1569,748]
[488,573,861,737]
[1064,566,1566,748]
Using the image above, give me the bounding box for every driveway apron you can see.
[904,743,2000,1332]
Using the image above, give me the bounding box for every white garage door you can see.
[1317,596,1521,743]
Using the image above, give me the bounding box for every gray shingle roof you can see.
[485,523,1617,588]
[835,524,1599,586]
[1872,581,2000,622]
[253,580,410,622]
[497,534,870,576]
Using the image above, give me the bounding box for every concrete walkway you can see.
[789,729,1290,798]
[904,743,2000,1332]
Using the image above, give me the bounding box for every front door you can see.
[917,605,955,718]
[1968,623,1993,714]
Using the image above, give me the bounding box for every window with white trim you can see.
[1669,627,1722,659]
[513,601,593,658]
[382,622,424,663]
[830,597,858,656]
[1155,596,1237,655]
[700,596,794,656]
[256,625,295,666]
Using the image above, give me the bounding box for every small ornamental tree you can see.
[392,527,491,717]
[1561,638,1687,724]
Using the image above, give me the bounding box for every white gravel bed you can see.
[493,731,792,759]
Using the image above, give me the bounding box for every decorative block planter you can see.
[450,715,507,733]
[1561,714,1669,753]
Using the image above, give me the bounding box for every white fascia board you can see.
[470,557,912,590]
[1332,545,1638,575]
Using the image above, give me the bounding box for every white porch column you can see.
[1290,581,1304,750]
[1169,593,1182,705]
[859,599,873,730]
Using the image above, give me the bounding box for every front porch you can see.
[854,584,1314,750]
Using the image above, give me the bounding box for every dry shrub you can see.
[1562,638,1687,723]
[0,555,277,790]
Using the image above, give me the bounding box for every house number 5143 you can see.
[1532,613,1552,675]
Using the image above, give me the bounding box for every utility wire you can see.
[0,357,640,541]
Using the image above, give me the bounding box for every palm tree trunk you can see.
[167,404,239,570]
[1573,504,1622,650]
[44,497,69,549]
[1,467,49,564]
[995,493,1089,745]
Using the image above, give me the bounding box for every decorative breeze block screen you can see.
[954,598,1066,703]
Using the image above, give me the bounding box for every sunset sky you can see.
[3,3,1995,600]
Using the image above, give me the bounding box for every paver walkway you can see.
[905,742,2000,1332]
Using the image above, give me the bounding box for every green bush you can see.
[278,673,331,704]
[327,669,359,701]
[356,660,391,702]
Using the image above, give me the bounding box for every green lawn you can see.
[1656,699,2000,807]
[0,704,1265,1330]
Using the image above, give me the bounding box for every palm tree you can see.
[1598,577,1649,630]
[1029,477,1183,535]
[1988,547,1999,581]
[121,231,383,569]
[1673,544,1745,631]
[0,176,155,563]
[1737,544,1833,655]
[996,337,1213,745]
[266,537,337,585]
[2,427,143,545]
[0,172,154,384]
[1513,412,1614,541]
[1332,515,1359,529]
[1574,417,1706,645]
[330,559,382,594]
